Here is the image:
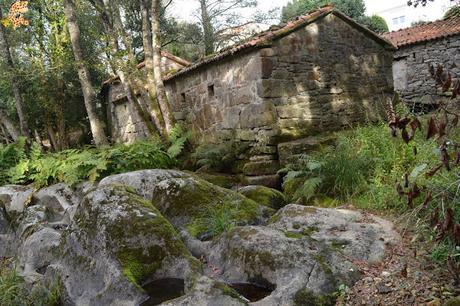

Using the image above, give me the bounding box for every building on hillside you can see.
[383,16,460,109]
[104,6,395,186]
[103,51,190,143]
[365,0,456,31]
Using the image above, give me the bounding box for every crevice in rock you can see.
[140,278,185,306]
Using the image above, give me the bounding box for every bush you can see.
[1,128,188,188]
[283,120,460,266]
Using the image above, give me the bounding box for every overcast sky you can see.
[168,0,290,22]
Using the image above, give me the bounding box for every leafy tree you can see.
[281,0,365,22]
[444,5,460,19]
[360,15,389,33]
[281,0,388,33]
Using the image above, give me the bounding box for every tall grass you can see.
[283,121,460,264]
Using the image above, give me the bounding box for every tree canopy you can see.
[281,0,388,33]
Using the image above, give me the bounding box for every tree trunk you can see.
[99,1,156,138]
[151,0,175,134]
[0,109,20,142]
[63,0,109,147]
[0,10,31,139]
[140,0,166,136]
[199,0,215,55]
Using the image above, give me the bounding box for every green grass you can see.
[0,264,62,306]
[283,120,460,265]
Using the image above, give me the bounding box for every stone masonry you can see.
[163,11,394,182]
[105,7,395,185]
[392,35,460,107]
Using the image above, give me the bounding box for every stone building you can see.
[105,6,395,185]
[104,51,190,143]
[383,16,460,109]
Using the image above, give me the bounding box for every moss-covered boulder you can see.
[56,185,199,306]
[151,176,274,240]
[190,171,242,189]
[206,204,400,305]
[99,169,191,200]
[238,185,286,209]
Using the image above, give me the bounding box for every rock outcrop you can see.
[0,169,400,306]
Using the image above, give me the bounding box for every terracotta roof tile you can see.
[382,16,460,48]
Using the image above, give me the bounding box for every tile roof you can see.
[382,16,460,48]
[164,5,395,81]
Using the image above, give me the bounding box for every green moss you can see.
[75,186,192,287]
[190,171,241,189]
[445,298,460,306]
[213,282,248,304]
[239,186,286,209]
[293,289,337,306]
[313,254,333,275]
[152,177,273,239]
[284,231,305,239]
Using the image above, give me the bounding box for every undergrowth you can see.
[283,120,460,265]
[0,263,62,306]
[0,125,188,187]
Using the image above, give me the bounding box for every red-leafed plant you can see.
[388,63,460,283]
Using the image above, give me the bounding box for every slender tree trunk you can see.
[0,10,31,139]
[0,124,11,144]
[140,0,166,136]
[0,109,20,142]
[151,0,175,134]
[199,0,215,55]
[63,0,109,147]
[96,0,157,137]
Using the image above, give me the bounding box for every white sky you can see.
[168,0,452,25]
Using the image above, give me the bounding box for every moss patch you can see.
[293,289,337,306]
[152,177,274,239]
[239,186,286,209]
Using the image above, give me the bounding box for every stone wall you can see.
[393,34,460,106]
[164,13,393,179]
[164,51,275,150]
[107,56,188,143]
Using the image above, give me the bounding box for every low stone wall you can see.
[393,34,460,106]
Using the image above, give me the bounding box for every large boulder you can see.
[99,169,191,200]
[151,176,275,240]
[0,185,34,219]
[206,205,399,305]
[54,185,199,306]
[32,183,81,224]
[18,227,61,282]
[238,185,286,209]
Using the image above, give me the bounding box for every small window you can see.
[208,84,215,98]
[392,18,399,25]
[180,93,186,103]
[399,16,406,24]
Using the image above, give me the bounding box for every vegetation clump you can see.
[0,136,186,188]
[0,261,62,306]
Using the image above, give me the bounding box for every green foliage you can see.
[444,5,460,19]
[360,15,389,33]
[281,0,366,22]
[0,137,27,185]
[284,120,460,266]
[0,263,62,306]
[187,202,239,238]
[167,124,191,159]
[191,141,249,173]
[1,138,183,187]
[281,0,388,33]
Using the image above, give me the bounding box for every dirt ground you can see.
[340,217,460,306]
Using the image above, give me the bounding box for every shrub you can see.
[2,131,188,188]
[191,141,249,173]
